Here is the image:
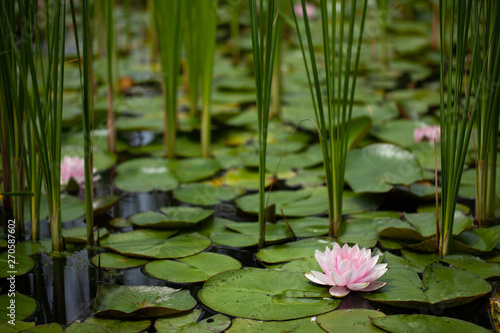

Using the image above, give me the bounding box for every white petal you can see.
[329,286,350,297]
[347,282,370,291]
[305,271,333,285]
[330,270,345,286]
[359,281,387,292]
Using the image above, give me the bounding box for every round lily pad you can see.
[114,158,179,193]
[91,253,149,269]
[256,237,338,264]
[199,268,340,320]
[226,317,325,332]
[102,230,211,259]
[316,309,386,332]
[0,293,37,323]
[22,323,64,332]
[83,317,151,333]
[442,254,500,280]
[62,227,109,244]
[345,143,423,193]
[144,252,242,283]
[0,321,35,332]
[93,284,196,319]
[65,322,107,333]
[221,220,293,243]
[370,314,490,333]
[129,207,213,229]
[173,183,244,206]
[167,158,221,183]
[0,252,35,278]
[338,219,379,248]
[362,264,492,308]
[93,195,120,217]
[154,309,231,332]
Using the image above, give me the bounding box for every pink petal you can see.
[347,282,370,291]
[359,264,388,283]
[305,271,333,285]
[329,270,346,286]
[341,269,356,285]
[329,286,350,297]
[359,281,387,292]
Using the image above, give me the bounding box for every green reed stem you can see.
[291,0,367,237]
[249,0,280,249]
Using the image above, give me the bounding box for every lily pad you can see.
[83,317,151,333]
[93,195,120,217]
[62,227,109,243]
[0,321,35,332]
[222,168,275,190]
[65,322,107,333]
[0,252,35,278]
[338,219,379,248]
[345,143,423,193]
[155,310,231,333]
[0,293,37,323]
[206,218,259,247]
[173,183,244,206]
[167,158,221,183]
[102,229,211,259]
[226,317,324,332]
[91,253,149,269]
[93,284,196,319]
[362,264,491,308]
[198,268,340,320]
[144,252,242,283]
[317,309,386,332]
[286,217,329,237]
[443,254,500,279]
[21,323,64,332]
[222,220,293,243]
[256,238,338,264]
[114,158,179,192]
[454,228,499,254]
[370,314,490,333]
[129,207,213,228]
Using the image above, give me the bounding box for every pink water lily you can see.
[305,243,388,297]
[60,156,98,186]
[413,125,441,143]
[293,2,317,19]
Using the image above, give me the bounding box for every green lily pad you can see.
[173,183,244,206]
[0,293,37,323]
[370,314,490,333]
[21,323,64,332]
[222,168,274,190]
[256,238,338,264]
[338,219,379,248]
[454,228,499,254]
[155,310,231,333]
[167,158,221,183]
[102,229,211,259]
[91,253,149,269]
[93,195,120,217]
[442,254,500,279]
[0,252,35,278]
[114,158,179,192]
[129,207,213,228]
[0,321,35,332]
[83,317,151,333]
[65,322,107,333]
[362,264,491,308]
[62,227,109,243]
[265,144,324,173]
[93,284,196,319]
[286,217,329,237]
[199,268,340,320]
[317,309,386,332]
[345,144,423,193]
[61,194,86,222]
[370,120,423,147]
[144,252,242,283]
[226,317,324,332]
[222,220,292,243]
[206,218,259,247]
[236,190,310,215]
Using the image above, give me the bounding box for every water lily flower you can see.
[413,125,441,143]
[60,156,98,186]
[305,243,388,297]
[293,2,317,19]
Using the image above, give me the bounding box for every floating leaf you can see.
[93,195,120,217]
[0,252,35,278]
[370,314,490,333]
[65,322,107,333]
[83,317,151,333]
[167,158,221,183]
[222,168,274,190]
[345,144,423,193]
[21,323,64,332]
[286,217,329,237]
[317,309,386,332]
[256,238,338,264]
[102,230,211,259]
[199,268,339,320]
[363,264,491,308]
[155,309,231,333]
[91,253,149,269]
[144,252,242,283]
[129,207,213,229]
[443,254,500,280]
[454,228,499,254]
[62,227,109,244]
[0,293,37,323]
[226,317,324,332]
[173,183,244,206]
[114,158,178,193]
[222,220,292,243]
[338,219,379,248]
[0,321,35,332]
[93,284,196,319]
